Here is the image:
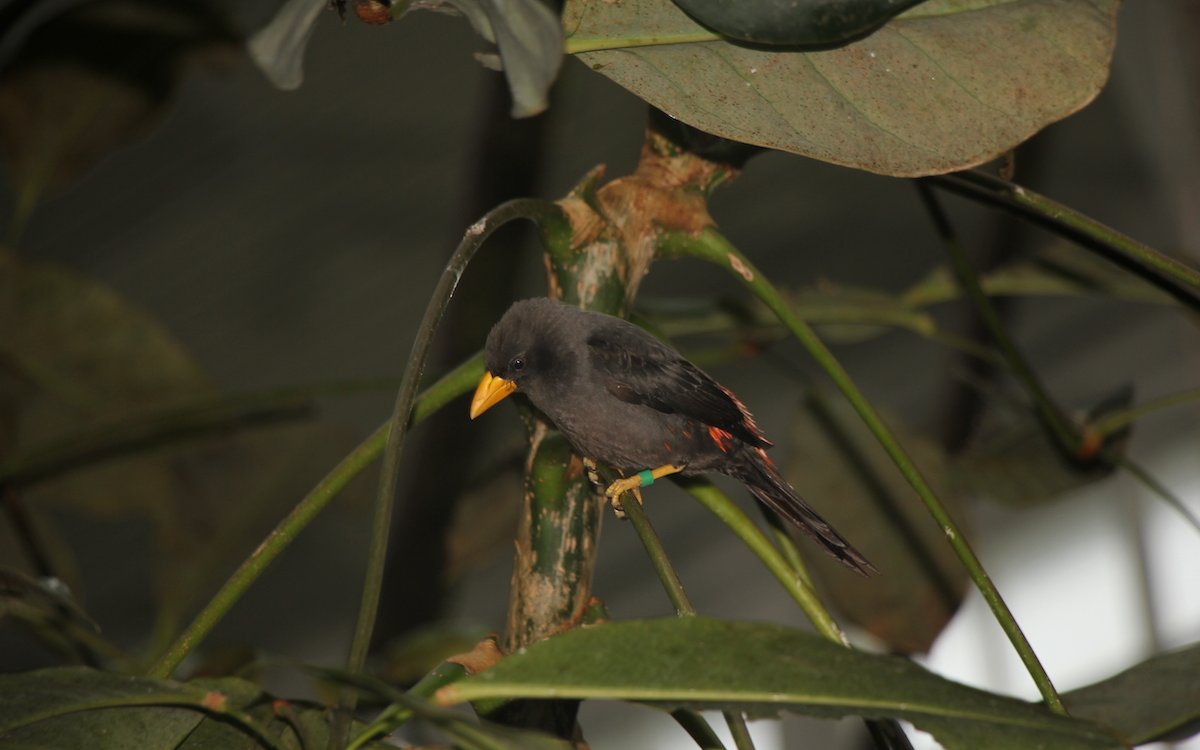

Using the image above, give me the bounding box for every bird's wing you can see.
[586,321,771,448]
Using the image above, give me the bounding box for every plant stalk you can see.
[659,228,1065,714]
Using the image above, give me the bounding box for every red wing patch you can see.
[754,446,778,470]
[708,426,733,452]
[719,385,772,448]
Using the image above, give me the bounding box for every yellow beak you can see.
[469,371,517,419]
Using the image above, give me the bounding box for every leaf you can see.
[441,617,1123,750]
[785,395,967,655]
[0,667,208,749]
[0,667,395,750]
[246,0,329,90]
[670,0,927,46]
[249,0,563,116]
[0,251,360,645]
[304,664,577,750]
[439,0,564,117]
[1064,643,1200,746]
[563,0,1121,176]
[0,567,99,635]
[0,0,236,202]
[0,249,213,516]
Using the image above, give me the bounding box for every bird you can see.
[469,297,876,575]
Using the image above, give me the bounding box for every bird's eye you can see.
[510,357,525,372]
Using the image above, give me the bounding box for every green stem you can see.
[677,478,845,644]
[917,183,1080,456]
[1089,387,1200,439]
[925,172,1200,309]
[921,185,1200,537]
[762,512,815,591]
[565,32,721,55]
[726,717,756,750]
[660,228,1064,714]
[620,493,695,617]
[1117,456,1200,533]
[0,391,311,488]
[670,709,728,750]
[344,200,566,734]
[614,479,752,749]
[145,355,484,679]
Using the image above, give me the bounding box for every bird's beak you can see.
[469,371,517,419]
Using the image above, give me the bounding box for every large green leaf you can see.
[0,666,395,750]
[563,0,1121,176]
[1065,643,1200,746]
[442,617,1123,749]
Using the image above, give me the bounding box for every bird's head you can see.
[470,298,578,419]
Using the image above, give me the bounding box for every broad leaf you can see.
[1065,643,1200,746]
[443,0,564,117]
[786,397,967,655]
[442,617,1123,750]
[0,567,98,635]
[249,0,563,117]
[0,0,236,202]
[246,0,329,90]
[671,0,927,46]
[0,252,359,648]
[563,0,1121,176]
[0,667,394,750]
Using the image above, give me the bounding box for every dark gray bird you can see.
[470,298,875,575]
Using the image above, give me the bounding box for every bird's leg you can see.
[605,464,685,517]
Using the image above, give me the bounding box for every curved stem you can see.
[145,354,484,679]
[916,183,1080,455]
[343,200,566,723]
[660,228,1064,714]
[924,172,1200,311]
[922,184,1200,536]
[1089,387,1200,439]
[621,489,755,749]
[676,478,845,644]
[0,377,408,488]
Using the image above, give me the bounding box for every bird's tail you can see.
[729,448,877,576]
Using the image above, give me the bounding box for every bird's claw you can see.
[605,477,644,519]
[582,457,605,490]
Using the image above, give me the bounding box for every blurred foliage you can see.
[2,1,1198,749]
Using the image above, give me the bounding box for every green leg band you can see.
[637,469,655,487]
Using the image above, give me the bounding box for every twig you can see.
[659,228,1064,714]
[145,354,485,679]
[924,171,1200,312]
[342,199,567,739]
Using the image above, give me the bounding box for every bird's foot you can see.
[605,479,644,519]
[582,457,605,490]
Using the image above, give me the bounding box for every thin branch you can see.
[618,476,753,749]
[343,199,567,735]
[659,228,1064,714]
[924,171,1200,312]
[145,354,485,679]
